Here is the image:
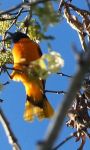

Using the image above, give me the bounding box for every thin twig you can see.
[3,81,10,86]
[64,2,90,15]
[0,17,17,21]
[52,131,77,150]
[5,7,24,35]
[0,10,30,21]
[45,90,67,94]
[37,43,90,150]
[0,0,52,16]
[0,65,22,73]
[0,107,21,150]
[57,72,73,78]
[5,69,12,79]
[58,0,64,11]
[9,10,30,16]
[0,3,23,16]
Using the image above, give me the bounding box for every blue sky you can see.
[0,0,89,150]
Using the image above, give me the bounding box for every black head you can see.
[7,31,29,43]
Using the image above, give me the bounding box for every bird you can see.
[8,31,54,121]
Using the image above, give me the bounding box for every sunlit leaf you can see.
[27,51,64,79]
[0,50,13,66]
[0,14,13,36]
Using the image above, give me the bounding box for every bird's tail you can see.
[23,96,54,121]
[10,68,54,121]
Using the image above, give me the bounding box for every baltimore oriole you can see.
[8,32,54,121]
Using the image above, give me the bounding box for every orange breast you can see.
[12,38,42,65]
[11,38,43,100]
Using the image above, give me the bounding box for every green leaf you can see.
[33,1,60,31]
[27,51,64,80]
[0,50,13,66]
[0,14,13,36]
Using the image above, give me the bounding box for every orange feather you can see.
[9,32,54,121]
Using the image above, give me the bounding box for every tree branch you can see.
[0,0,52,16]
[52,131,77,150]
[0,107,21,150]
[45,90,67,94]
[57,72,73,78]
[5,7,24,33]
[37,43,90,150]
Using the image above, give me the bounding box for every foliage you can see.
[32,1,60,31]
[27,51,64,80]
[0,50,13,66]
[16,18,54,42]
[0,0,61,81]
[0,14,13,36]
